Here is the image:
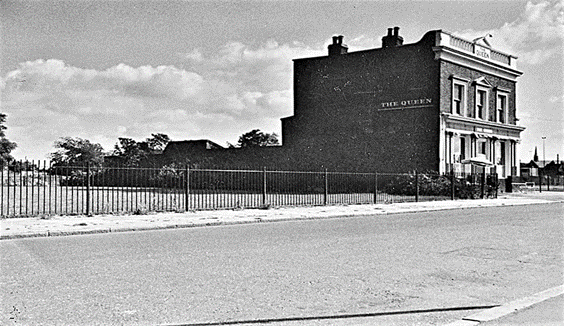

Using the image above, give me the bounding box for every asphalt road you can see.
[2,203,562,325]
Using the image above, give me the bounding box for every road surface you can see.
[2,203,562,325]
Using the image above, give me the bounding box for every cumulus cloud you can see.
[344,35,382,51]
[182,40,324,92]
[1,38,324,160]
[454,0,563,64]
[2,59,204,100]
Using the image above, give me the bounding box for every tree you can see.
[145,133,170,152]
[50,137,105,167]
[113,134,170,166]
[113,138,143,166]
[0,113,17,166]
[237,129,279,148]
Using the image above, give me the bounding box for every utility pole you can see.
[542,137,546,163]
[542,136,546,190]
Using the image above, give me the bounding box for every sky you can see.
[1,0,563,164]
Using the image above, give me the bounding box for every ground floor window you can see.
[443,127,520,176]
[478,140,487,156]
[460,137,466,160]
[495,141,506,165]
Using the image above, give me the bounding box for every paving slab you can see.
[479,293,564,326]
[444,285,564,326]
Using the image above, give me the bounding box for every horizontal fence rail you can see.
[1,161,501,218]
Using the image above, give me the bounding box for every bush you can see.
[379,172,498,199]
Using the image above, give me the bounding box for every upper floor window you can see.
[477,90,487,119]
[453,84,464,115]
[473,77,492,121]
[496,88,509,124]
[451,76,468,116]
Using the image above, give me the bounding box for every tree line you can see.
[52,129,278,167]
[0,113,278,168]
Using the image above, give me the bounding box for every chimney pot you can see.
[328,35,348,55]
[383,27,403,48]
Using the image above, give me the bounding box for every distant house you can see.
[520,160,539,178]
[160,140,224,168]
[161,139,286,169]
[542,160,564,185]
[163,140,224,157]
[520,156,563,185]
[543,160,564,175]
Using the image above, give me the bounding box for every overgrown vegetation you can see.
[379,172,499,199]
[0,113,17,167]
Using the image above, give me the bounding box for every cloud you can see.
[454,0,563,65]
[1,39,326,160]
[181,49,204,62]
[344,35,381,51]
[182,40,324,92]
[2,59,204,100]
[548,95,563,103]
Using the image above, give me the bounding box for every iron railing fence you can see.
[1,161,499,218]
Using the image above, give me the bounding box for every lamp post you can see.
[542,137,546,163]
[542,136,546,190]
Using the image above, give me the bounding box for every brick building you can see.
[281,27,525,176]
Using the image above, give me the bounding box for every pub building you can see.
[280,27,525,177]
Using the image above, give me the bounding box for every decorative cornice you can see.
[442,113,526,131]
[433,46,523,81]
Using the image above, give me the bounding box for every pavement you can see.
[444,286,564,326]
[1,191,563,326]
[2,191,563,241]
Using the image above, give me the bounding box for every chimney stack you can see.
[382,26,404,48]
[328,35,348,56]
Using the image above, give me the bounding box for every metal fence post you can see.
[86,163,91,216]
[374,172,378,204]
[262,167,267,206]
[185,165,190,211]
[324,169,328,205]
[539,170,542,193]
[415,170,419,202]
[495,173,499,198]
[450,169,455,200]
[480,169,486,199]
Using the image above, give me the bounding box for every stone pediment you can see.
[473,34,493,48]
[473,76,493,87]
